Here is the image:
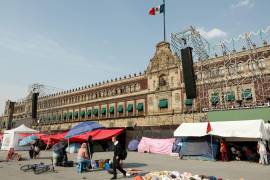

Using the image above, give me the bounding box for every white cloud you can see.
[230,0,254,9]
[198,28,227,39]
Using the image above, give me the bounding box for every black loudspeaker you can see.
[181,47,196,99]
[32,93,39,119]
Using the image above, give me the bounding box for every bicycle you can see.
[20,163,44,172]
[20,158,56,174]
[33,158,56,174]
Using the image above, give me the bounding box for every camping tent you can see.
[1,124,38,150]
[138,137,175,155]
[174,120,268,141]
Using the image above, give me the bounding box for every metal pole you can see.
[163,0,166,42]
[211,134,214,160]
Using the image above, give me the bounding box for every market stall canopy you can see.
[64,121,104,139]
[1,124,39,150]
[4,124,38,134]
[174,120,268,140]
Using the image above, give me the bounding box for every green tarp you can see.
[207,107,270,122]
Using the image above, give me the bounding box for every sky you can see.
[0,0,269,114]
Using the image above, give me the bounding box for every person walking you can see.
[111,136,126,179]
[257,139,268,165]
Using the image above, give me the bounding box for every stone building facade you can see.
[0,41,270,132]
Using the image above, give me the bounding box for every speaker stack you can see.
[180,47,197,99]
[32,93,39,120]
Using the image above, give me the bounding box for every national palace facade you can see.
[1,41,270,132]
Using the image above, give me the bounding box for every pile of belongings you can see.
[137,171,221,180]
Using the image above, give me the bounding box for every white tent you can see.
[1,124,38,150]
[265,123,270,140]
[174,120,268,141]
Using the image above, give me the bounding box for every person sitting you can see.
[6,148,22,161]
[230,147,242,161]
[77,143,92,170]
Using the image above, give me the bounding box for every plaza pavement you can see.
[0,151,269,180]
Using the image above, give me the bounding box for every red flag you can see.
[206,121,212,134]
[149,7,156,15]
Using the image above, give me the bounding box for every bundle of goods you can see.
[91,159,111,170]
[135,171,222,180]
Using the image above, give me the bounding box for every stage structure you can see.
[171,26,270,115]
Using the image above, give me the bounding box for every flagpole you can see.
[163,0,166,42]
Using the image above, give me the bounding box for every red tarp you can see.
[69,128,124,142]
[20,128,124,145]
[92,129,124,141]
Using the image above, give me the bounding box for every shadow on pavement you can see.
[123,162,147,168]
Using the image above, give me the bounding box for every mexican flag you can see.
[149,4,165,15]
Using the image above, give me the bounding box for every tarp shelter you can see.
[37,128,125,145]
[174,120,268,141]
[138,137,175,155]
[179,136,219,161]
[1,124,38,150]
[64,121,104,139]
[70,128,124,142]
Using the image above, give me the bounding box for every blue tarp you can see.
[64,121,104,139]
[66,143,81,153]
[179,136,219,161]
[128,139,140,151]
[19,135,38,146]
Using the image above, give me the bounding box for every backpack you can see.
[120,149,127,160]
